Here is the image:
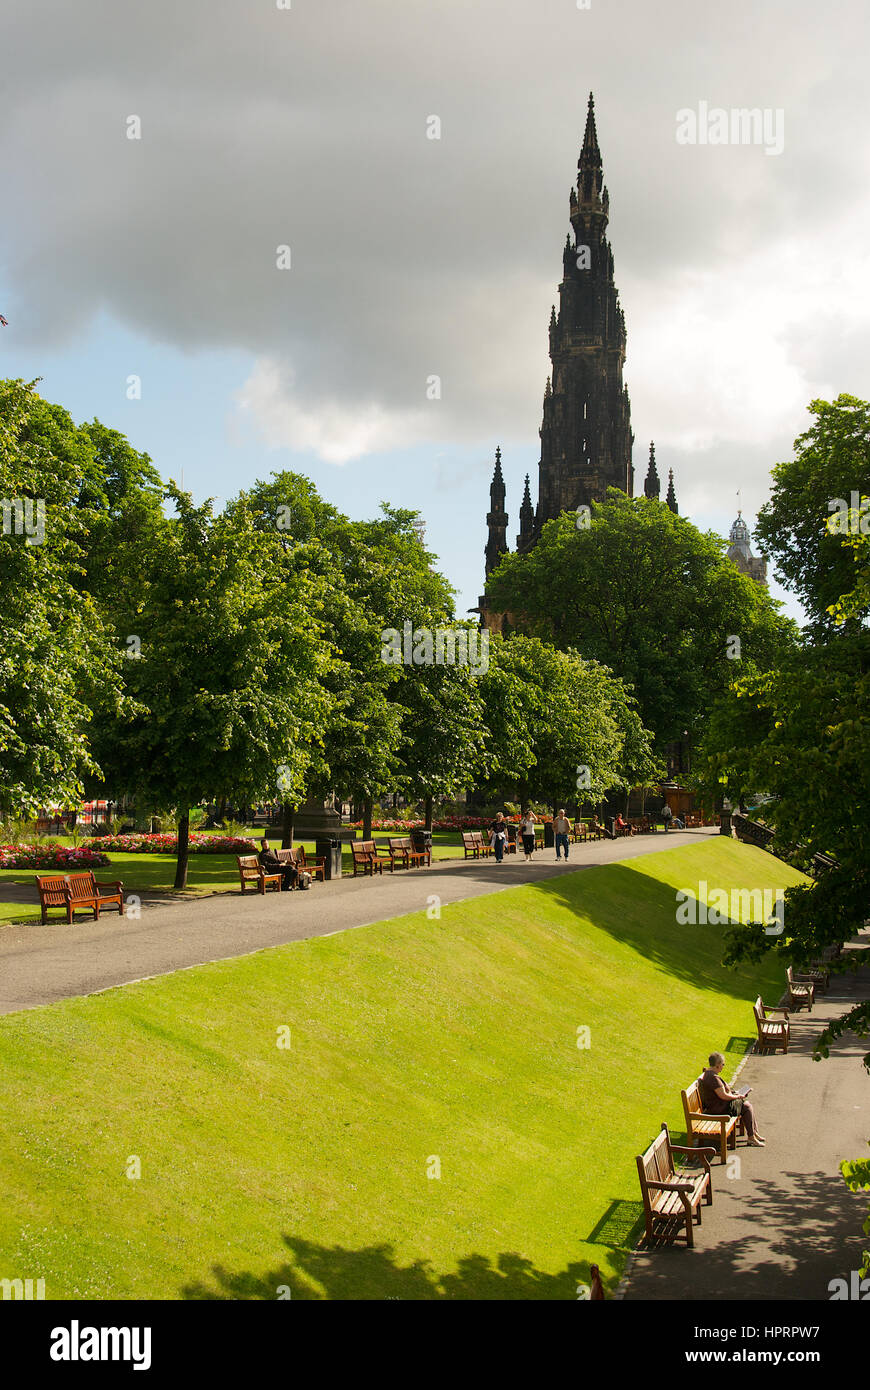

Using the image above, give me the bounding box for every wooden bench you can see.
[681,1078,740,1164]
[277,846,326,883]
[351,839,390,875]
[236,855,282,895]
[388,836,429,869]
[753,995,790,1053]
[785,965,814,1012]
[636,1123,715,1248]
[36,871,125,925]
[461,831,491,859]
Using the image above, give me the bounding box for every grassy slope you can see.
[0,839,806,1300]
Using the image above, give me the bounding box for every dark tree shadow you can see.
[181,1235,592,1301]
[625,1168,868,1301]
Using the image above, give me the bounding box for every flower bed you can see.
[0,843,110,870]
[348,815,554,831]
[88,833,258,855]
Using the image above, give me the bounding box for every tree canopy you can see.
[485,492,797,752]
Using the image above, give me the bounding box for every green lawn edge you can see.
[0,838,806,1300]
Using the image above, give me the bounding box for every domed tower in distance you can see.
[727,509,767,585]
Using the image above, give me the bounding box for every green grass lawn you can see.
[0,831,468,925]
[0,839,806,1299]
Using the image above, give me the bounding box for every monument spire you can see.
[643,441,660,500]
[534,93,633,541]
[517,474,535,551]
[484,445,509,577]
[665,467,678,515]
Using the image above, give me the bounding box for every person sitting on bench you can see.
[699,1051,766,1147]
[259,838,298,891]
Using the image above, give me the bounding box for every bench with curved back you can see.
[236,855,281,895]
[387,836,428,869]
[753,995,790,1053]
[276,846,326,883]
[636,1123,715,1248]
[36,871,125,925]
[681,1077,740,1164]
[351,840,390,875]
[785,965,814,1012]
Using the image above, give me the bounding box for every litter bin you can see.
[315,836,343,881]
[410,828,433,862]
[543,821,555,849]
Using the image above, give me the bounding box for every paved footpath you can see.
[624,939,870,1301]
[0,828,713,1015]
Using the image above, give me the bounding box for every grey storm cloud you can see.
[1,0,868,462]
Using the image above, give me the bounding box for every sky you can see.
[2,0,869,624]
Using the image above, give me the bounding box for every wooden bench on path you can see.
[388,836,429,869]
[753,995,790,1053]
[461,831,491,860]
[636,1123,715,1248]
[36,871,125,925]
[275,847,326,883]
[237,855,282,895]
[785,965,814,1012]
[351,839,391,876]
[681,1077,740,1164]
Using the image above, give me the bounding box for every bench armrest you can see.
[95,880,124,891]
[686,1113,731,1128]
[645,1179,696,1193]
[762,1005,790,1016]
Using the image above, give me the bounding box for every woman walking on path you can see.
[520,810,537,862]
[489,812,508,863]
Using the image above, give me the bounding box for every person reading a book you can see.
[699,1051,766,1147]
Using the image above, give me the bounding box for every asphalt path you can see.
[0,828,714,1014]
[623,937,870,1301]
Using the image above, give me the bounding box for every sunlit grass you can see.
[0,839,804,1299]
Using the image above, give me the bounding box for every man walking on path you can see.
[662,802,673,833]
[553,809,570,861]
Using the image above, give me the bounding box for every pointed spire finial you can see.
[665,467,678,515]
[643,441,660,500]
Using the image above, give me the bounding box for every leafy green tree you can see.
[755,394,870,635]
[0,380,123,814]
[702,409,870,1271]
[233,474,457,838]
[486,492,796,752]
[477,634,631,809]
[390,640,488,827]
[91,488,328,887]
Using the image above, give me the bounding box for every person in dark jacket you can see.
[259,837,298,891]
[489,812,508,863]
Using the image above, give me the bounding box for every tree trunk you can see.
[281,801,294,850]
[174,809,190,890]
[424,794,433,831]
[363,797,373,841]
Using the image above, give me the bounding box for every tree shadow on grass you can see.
[533,864,788,1001]
[180,1235,592,1301]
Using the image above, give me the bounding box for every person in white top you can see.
[520,811,537,861]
